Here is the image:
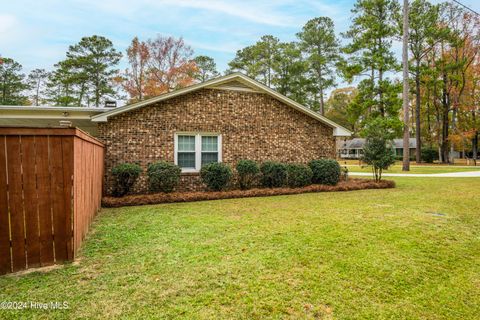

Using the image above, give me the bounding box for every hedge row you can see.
[103,179,396,208]
[111,158,342,197]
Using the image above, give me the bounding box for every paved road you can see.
[349,171,480,178]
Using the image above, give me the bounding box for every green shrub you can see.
[362,137,396,182]
[421,147,438,163]
[286,164,313,188]
[111,163,142,197]
[200,162,232,191]
[260,161,288,188]
[236,159,260,190]
[308,159,341,185]
[147,161,181,193]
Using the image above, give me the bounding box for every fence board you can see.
[35,137,54,266]
[49,136,67,262]
[6,136,26,272]
[61,137,74,260]
[0,137,11,274]
[20,136,41,268]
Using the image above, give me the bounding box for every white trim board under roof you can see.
[0,106,110,136]
[91,73,352,137]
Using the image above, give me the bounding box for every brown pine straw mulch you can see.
[102,178,395,208]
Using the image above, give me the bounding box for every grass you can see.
[1,177,480,319]
[344,164,480,174]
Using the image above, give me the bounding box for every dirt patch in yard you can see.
[102,179,395,208]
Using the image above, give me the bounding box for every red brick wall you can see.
[98,88,335,194]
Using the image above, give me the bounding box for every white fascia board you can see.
[333,127,352,137]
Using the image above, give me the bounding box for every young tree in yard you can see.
[121,36,150,102]
[362,134,397,181]
[342,0,401,132]
[193,55,219,82]
[147,36,197,95]
[0,57,28,105]
[27,68,49,106]
[297,17,341,115]
[362,120,397,181]
[65,35,122,107]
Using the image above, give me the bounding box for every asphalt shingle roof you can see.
[341,138,416,149]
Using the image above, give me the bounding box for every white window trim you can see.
[174,132,222,173]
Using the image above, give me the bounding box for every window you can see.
[201,136,218,166]
[175,133,222,172]
[177,135,196,169]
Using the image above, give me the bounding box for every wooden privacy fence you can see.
[0,127,104,275]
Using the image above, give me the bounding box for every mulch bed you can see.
[102,178,395,208]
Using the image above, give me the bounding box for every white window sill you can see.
[181,168,199,174]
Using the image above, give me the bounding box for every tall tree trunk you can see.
[379,67,385,117]
[441,70,449,164]
[402,0,410,171]
[318,68,325,115]
[78,82,86,107]
[450,107,457,162]
[415,66,421,163]
[473,131,478,165]
[319,87,324,116]
[35,80,40,106]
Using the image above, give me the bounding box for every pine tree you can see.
[193,56,220,82]
[342,0,402,130]
[65,35,122,107]
[27,68,49,106]
[228,35,280,86]
[0,57,28,105]
[297,17,341,115]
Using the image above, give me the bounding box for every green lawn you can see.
[345,164,480,174]
[1,177,480,319]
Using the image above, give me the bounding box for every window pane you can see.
[201,152,218,166]
[178,135,195,152]
[201,136,218,152]
[178,152,196,168]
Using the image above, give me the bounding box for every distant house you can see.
[338,138,416,159]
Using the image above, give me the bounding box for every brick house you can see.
[91,73,351,194]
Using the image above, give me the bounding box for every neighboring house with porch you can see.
[338,138,417,159]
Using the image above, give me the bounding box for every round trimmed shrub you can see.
[200,162,232,191]
[286,164,313,188]
[421,147,438,163]
[147,161,181,193]
[236,159,260,190]
[308,159,341,185]
[111,163,142,197]
[260,161,287,188]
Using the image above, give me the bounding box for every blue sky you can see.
[1,0,479,75]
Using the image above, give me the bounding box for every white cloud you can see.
[73,0,303,27]
[156,0,297,27]
[0,14,20,43]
